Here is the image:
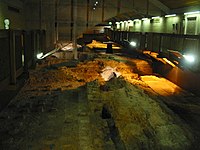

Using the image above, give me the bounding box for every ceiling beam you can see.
[149,0,170,14]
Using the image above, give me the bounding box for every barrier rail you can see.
[0,29,46,90]
[105,29,200,70]
[105,29,200,95]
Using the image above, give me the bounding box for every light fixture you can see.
[183,54,195,63]
[165,14,176,17]
[152,16,160,19]
[130,41,137,47]
[95,1,98,4]
[37,53,43,59]
[184,11,200,15]
[4,19,10,29]
[109,22,112,25]
[142,18,149,21]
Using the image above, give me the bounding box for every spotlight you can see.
[130,41,137,47]
[37,52,43,59]
[152,16,160,19]
[165,14,176,17]
[183,54,195,63]
[184,11,200,15]
[142,18,149,21]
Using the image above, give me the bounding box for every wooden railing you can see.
[105,29,200,71]
[0,29,46,90]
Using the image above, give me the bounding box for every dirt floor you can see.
[0,52,200,150]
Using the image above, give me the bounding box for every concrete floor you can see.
[0,52,200,149]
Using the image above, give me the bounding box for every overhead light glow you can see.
[152,16,160,19]
[130,41,137,47]
[183,54,195,63]
[109,22,112,25]
[4,19,10,29]
[184,11,200,15]
[37,52,43,59]
[165,14,176,17]
[142,18,149,21]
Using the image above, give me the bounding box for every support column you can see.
[73,0,77,59]
[32,31,37,68]
[39,0,42,29]
[70,0,73,41]
[117,0,121,15]
[55,0,59,42]
[86,0,89,28]
[102,0,105,22]
[133,0,135,8]
[146,0,149,16]
[9,31,16,85]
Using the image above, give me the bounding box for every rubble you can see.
[101,66,121,81]
[0,53,199,149]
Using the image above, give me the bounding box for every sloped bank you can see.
[87,78,194,149]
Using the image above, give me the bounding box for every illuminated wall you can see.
[116,15,182,34]
[0,1,25,30]
[116,13,200,35]
[184,13,200,35]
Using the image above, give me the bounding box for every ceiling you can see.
[21,0,200,10]
[106,0,200,22]
[19,0,200,23]
[159,0,200,9]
